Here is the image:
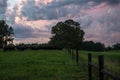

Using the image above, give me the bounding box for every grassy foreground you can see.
[0,49,119,80]
[0,49,87,80]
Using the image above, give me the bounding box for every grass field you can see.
[0,49,119,80]
[0,49,87,80]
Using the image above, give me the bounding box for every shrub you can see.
[16,43,27,51]
[4,44,15,51]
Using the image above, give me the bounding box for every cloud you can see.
[84,4,120,46]
[18,0,89,20]
[21,0,66,20]
[13,23,51,38]
[12,0,120,21]
[0,0,120,46]
[80,15,93,28]
[105,0,120,5]
[99,9,120,33]
[12,23,52,44]
[0,0,7,8]
[0,0,8,19]
[91,0,120,5]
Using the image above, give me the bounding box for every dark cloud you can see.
[20,0,89,20]
[92,0,120,5]
[46,0,87,8]
[105,0,120,5]
[80,15,93,28]
[48,0,120,7]
[20,0,85,20]
[13,24,50,38]
[98,9,120,33]
[1,0,119,20]
[0,0,7,7]
[21,0,37,20]
[14,24,33,38]
[21,0,67,20]
[20,0,120,21]
[0,0,7,19]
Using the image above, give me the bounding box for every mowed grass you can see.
[0,49,87,80]
[78,50,120,75]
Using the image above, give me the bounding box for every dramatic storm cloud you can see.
[0,0,120,46]
[18,0,120,20]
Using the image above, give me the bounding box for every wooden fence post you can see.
[88,53,92,80]
[76,49,79,64]
[98,55,104,80]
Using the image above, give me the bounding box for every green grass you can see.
[0,49,87,80]
[0,49,119,80]
[78,50,120,76]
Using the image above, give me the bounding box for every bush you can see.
[16,43,27,51]
[30,43,62,50]
[4,44,15,51]
[80,41,105,51]
[30,44,39,50]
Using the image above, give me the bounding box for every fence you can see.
[88,53,120,80]
[68,50,120,80]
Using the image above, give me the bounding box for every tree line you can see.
[80,41,120,51]
[0,42,119,51]
[0,20,119,51]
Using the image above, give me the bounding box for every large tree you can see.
[49,19,85,49]
[0,20,14,48]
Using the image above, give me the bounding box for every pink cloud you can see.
[82,2,109,18]
[4,0,120,46]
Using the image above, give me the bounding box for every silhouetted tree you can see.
[49,19,85,49]
[0,20,14,48]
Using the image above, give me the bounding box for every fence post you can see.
[98,55,104,80]
[76,49,79,64]
[88,53,92,80]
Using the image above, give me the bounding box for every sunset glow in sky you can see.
[0,0,120,46]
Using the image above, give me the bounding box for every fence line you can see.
[67,50,120,80]
[88,53,120,80]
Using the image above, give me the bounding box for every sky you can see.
[0,0,120,46]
